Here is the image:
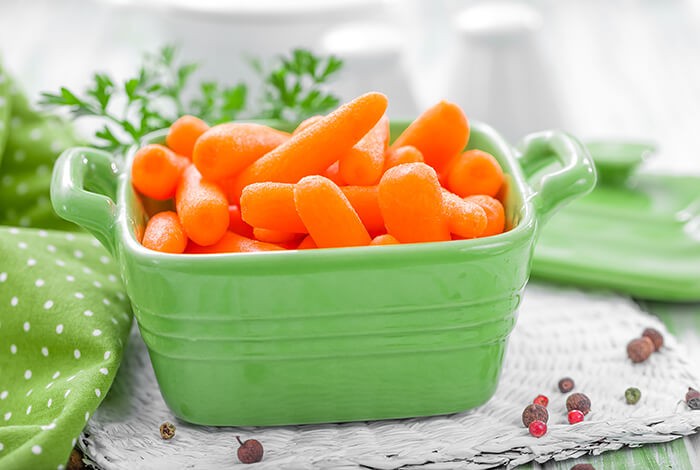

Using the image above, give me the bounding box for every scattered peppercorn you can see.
[571,464,595,470]
[568,409,585,424]
[642,328,664,351]
[237,436,264,464]
[686,387,700,410]
[67,447,86,470]
[533,394,549,407]
[522,403,549,427]
[528,420,547,438]
[566,393,592,415]
[625,387,641,405]
[160,422,176,440]
[627,336,654,363]
[558,377,575,393]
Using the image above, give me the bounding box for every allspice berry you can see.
[625,387,641,405]
[642,328,664,351]
[566,393,591,415]
[686,387,700,410]
[571,464,595,470]
[522,403,549,427]
[627,337,654,363]
[237,436,264,464]
[160,422,176,440]
[558,377,575,393]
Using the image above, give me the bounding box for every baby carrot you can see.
[370,234,399,246]
[141,211,187,254]
[231,92,388,200]
[166,115,209,158]
[293,115,324,135]
[391,101,469,172]
[228,205,254,238]
[378,162,450,243]
[297,235,317,250]
[239,182,307,233]
[253,227,301,244]
[340,185,385,234]
[175,165,229,246]
[339,115,389,185]
[442,190,488,239]
[186,232,284,254]
[465,195,506,237]
[294,175,372,248]
[193,123,290,182]
[131,144,189,200]
[323,161,345,186]
[447,149,504,198]
[384,145,424,170]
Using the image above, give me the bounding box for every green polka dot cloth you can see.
[0,63,132,469]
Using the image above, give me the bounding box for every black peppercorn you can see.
[686,387,700,410]
[558,377,575,393]
[642,328,664,351]
[237,436,264,464]
[566,393,591,415]
[627,337,654,363]
[522,403,549,427]
[571,464,595,470]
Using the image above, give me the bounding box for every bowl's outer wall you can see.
[114,121,536,425]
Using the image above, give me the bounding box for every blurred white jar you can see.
[320,22,417,118]
[446,1,563,141]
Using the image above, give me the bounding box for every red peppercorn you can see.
[236,436,264,464]
[533,394,549,407]
[568,409,585,424]
[529,420,547,438]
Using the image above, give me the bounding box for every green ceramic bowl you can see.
[50,121,595,426]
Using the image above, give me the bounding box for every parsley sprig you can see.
[40,46,342,155]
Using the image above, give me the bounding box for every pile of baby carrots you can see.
[132,92,506,254]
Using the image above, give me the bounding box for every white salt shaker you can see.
[446,1,563,141]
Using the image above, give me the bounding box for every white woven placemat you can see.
[80,284,700,469]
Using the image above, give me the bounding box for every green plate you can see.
[533,142,700,301]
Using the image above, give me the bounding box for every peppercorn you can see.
[522,403,549,427]
[159,422,176,440]
[642,328,663,351]
[67,447,85,470]
[558,377,575,393]
[237,436,264,464]
[625,387,641,405]
[627,337,654,363]
[686,387,700,410]
[568,409,585,424]
[566,393,591,415]
[533,394,549,407]
[571,464,595,470]
[528,420,547,438]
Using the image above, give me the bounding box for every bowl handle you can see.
[50,147,121,255]
[517,131,597,225]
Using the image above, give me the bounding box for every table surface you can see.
[1,0,699,468]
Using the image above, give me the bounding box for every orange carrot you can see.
[447,150,504,198]
[294,175,372,248]
[131,144,189,200]
[253,227,301,244]
[339,115,389,185]
[293,115,324,135]
[323,161,345,186]
[297,235,317,250]
[227,205,254,238]
[378,162,450,243]
[391,101,469,172]
[192,123,289,182]
[166,115,209,158]
[442,190,487,239]
[340,185,385,234]
[239,182,307,233]
[370,234,399,246]
[465,195,505,237]
[384,145,424,170]
[175,165,229,246]
[186,231,284,254]
[141,211,187,254]
[231,92,388,200]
